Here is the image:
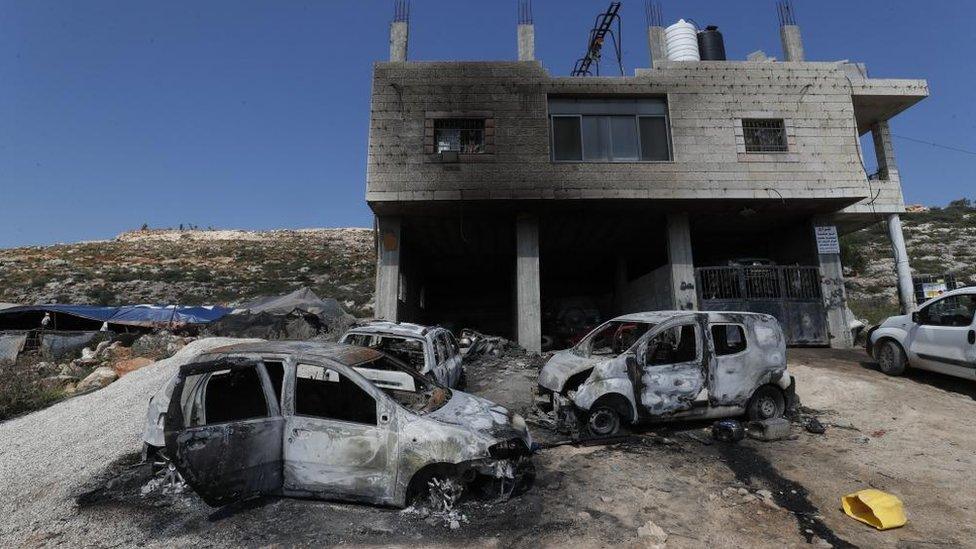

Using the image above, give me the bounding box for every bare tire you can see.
[876,340,907,376]
[586,405,622,437]
[747,385,786,421]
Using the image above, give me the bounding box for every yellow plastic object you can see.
[842,489,907,530]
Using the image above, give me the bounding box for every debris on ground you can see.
[746,418,792,441]
[637,518,669,546]
[712,419,746,443]
[402,477,469,530]
[805,418,827,434]
[842,489,907,531]
[427,477,467,529]
[460,329,524,358]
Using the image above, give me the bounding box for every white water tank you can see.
[665,19,700,61]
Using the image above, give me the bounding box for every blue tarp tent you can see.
[0,304,231,329]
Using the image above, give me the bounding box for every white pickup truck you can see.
[867,287,976,381]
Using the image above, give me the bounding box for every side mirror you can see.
[911,312,920,324]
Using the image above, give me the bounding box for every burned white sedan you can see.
[537,311,795,436]
[146,341,533,507]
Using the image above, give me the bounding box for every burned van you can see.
[150,340,532,507]
[537,311,794,436]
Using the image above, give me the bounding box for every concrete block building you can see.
[366,3,927,352]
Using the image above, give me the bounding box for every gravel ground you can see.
[0,338,258,546]
[1,345,974,547]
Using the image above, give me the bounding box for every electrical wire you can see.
[890,134,976,157]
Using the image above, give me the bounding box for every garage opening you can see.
[691,216,828,346]
[400,215,516,339]
[540,210,668,350]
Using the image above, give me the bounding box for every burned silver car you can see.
[340,321,465,388]
[147,341,532,507]
[537,311,794,436]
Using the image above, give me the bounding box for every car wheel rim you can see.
[589,409,617,436]
[879,346,893,370]
[758,397,777,418]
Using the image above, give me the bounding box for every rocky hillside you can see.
[0,228,375,316]
[843,199,976,322]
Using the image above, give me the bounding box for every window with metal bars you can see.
[434,119,485,154]
[742,119,788,152]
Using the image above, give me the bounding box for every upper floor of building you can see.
[365,2,928,218]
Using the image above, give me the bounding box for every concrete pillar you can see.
[871,120,900,181]
[516,214,541,353]
[389,20,408,62]
[887,214,917,314]
[666,213,698,310]
[647,26,666,67]
[780,25,805,62]
[517,24,535,61]
[813,219,853,349]
[375,216,401,321]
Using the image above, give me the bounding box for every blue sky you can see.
[2,0,974,248]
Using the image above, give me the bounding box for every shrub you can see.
[87,285,117,306]
[0,357,67,421]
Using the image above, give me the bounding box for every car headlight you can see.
[488,438,530,459]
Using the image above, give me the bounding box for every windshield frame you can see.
[574,319,656,358]
[340,331,431,371]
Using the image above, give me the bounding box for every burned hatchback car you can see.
[537,311,795,436]
[150,341,532,507]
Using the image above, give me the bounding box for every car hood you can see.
[880,313,912,329]
[425,390,532,447]
[537,349,603,392]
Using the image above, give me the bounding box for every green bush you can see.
[86,285,117,305]
[848,297,901,325]
[0,358,67,421]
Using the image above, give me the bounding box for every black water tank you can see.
[698,25,726,61]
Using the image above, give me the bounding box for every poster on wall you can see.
[814,225,840,254]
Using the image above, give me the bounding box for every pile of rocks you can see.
[38,333,192,396]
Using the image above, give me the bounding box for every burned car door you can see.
[282,362,398,504]
[439,331,463,387]
[633,317,708,416]
[164,357,284,507]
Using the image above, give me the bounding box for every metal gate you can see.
[696,266,828,346]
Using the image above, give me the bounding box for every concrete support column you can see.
[887,214,917,314]
[516,214,541,353]
[813,219,853,349]
[780,25,805,62]
[375,216,401,321]
[666,213,698,310]
[871,120,900,181]
[647,26,666,67]
[389,20,408,62]
[517,24,535,61]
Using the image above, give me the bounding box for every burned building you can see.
[366,2,927,352]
